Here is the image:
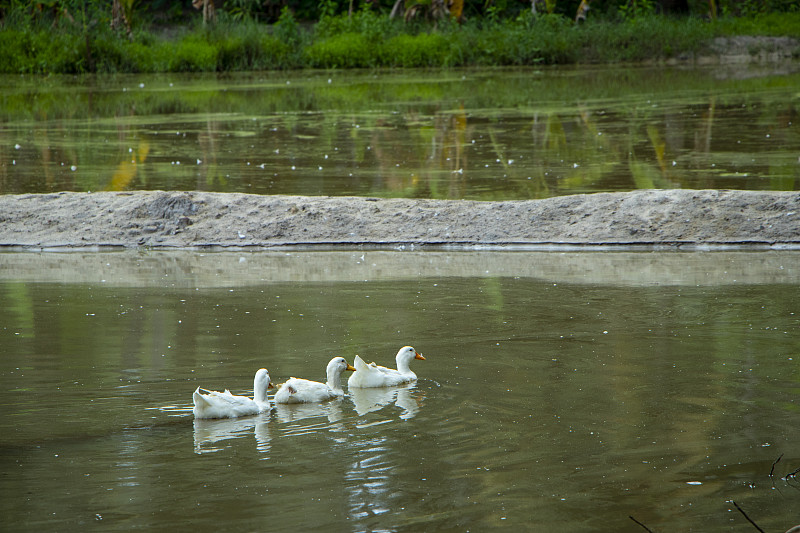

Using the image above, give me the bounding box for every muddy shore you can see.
[0,189,798,249]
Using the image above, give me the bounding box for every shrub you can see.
[0,30,30,73]
[29,30,86,73]
[169,34,219,72]
[304,32,374,68]
[382,33,451,67]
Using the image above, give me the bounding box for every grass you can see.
[0,11,797,74]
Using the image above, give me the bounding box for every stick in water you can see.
[629,515,655,533]
[769,454,783,477]
[731,500,766,533]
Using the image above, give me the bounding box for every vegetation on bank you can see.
[0,0,798,73]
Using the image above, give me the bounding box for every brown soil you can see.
[1,189,798,249]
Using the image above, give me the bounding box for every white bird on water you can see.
[192,368,273,419]
[274,357,356,404]
[348,346,425,388]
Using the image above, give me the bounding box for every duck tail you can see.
[193,387,208,408]
[353,354,369,372]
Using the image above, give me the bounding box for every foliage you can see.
[274,5,301,45]
[0,1,798,73]
[304,32,373,67]
[226,0,263,21]
[169,34,219,71]
[381,32,452,66]
[617,0,655,20]
[712,11,800,35]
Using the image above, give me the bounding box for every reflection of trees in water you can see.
[3,90,796,197]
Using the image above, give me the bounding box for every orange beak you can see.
[415,352,425,360]
[346,364,357,372]
[268,381,275,389]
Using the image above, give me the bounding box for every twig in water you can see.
[731,500,766,533]
[770,454,784,477]
[629,515,655,533]
[784,465,800,479]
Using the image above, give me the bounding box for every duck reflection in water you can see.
[273,400,345,425]
[192,413,271,455]
[349,382,423,420]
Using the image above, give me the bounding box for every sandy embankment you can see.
[0,189,798,250]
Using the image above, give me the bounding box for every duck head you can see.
[254,368,274,408]
[395,346,424,372]
[326,356,357,390]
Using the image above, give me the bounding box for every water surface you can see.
[2,64,798,199]
[1,250,799,531]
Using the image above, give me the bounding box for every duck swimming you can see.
[348,346,425,388]
[274,357,356,404]
[193,368,274,419]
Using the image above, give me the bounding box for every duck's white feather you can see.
[348,346,425,388]
[192,368,273,419]
[274,357,356,404]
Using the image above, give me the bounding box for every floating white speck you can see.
[197,159,202,165]
[70,165,77,171]
[573,163,580,168]
[139,83,145,88]
[672,161,677,166]
[14,144,21,150]
[686,481,702,485]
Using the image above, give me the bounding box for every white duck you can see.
[192,368,274,419]
[274,357,356,404]
[348,346,425,388]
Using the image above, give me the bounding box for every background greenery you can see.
[0,0,798,72]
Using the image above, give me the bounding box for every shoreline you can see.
[1,189,798,250]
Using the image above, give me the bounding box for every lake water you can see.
[1,64,798,199]
[2,64,799,531]
[1,250,799,531]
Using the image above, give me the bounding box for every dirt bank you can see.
[0,189,798,249]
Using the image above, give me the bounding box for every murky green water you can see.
[2,64,798,199]
[1,250,799,531]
